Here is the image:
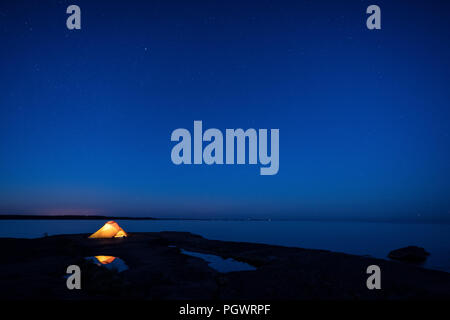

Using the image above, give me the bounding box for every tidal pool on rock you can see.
[85,256,129,272]
[179,248,256,273]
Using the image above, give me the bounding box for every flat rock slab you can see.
[0,232,449,300]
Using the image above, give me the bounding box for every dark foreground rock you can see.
[388,246,430,263]
[0,232,449,300]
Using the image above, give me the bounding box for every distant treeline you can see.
[0,215,157,220]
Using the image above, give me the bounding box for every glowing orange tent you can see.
[89,221,128,238]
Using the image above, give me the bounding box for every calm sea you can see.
[1,219,449,272]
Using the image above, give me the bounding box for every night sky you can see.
[0,0,449,220]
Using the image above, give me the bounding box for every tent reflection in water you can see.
[88,221,128,238]
[95,256,116,264]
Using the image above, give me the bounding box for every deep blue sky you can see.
[0,0,449,220]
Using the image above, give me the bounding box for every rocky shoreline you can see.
[0,232,449,300]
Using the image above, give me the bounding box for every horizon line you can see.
[0,214,449,224]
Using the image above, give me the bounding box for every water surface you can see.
[85,256,129,272]
[180,248,256,272]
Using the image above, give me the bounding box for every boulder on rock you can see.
[388,246,430,263]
